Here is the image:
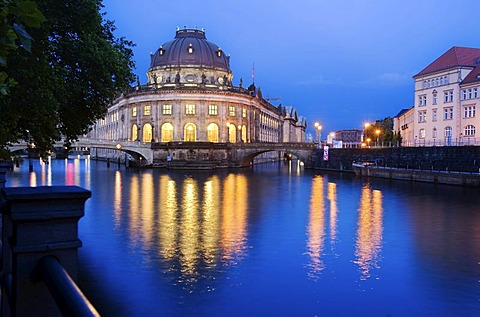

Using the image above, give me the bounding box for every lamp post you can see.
[314,122,322,148]
[363,123,371,143]
[375,129,381,147]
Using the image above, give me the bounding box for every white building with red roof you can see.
[408,46,480,146]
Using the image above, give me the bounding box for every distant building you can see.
[412,46,480,146]
[330,129,363,148]
[89,28,307,153]
[393,107,414,146]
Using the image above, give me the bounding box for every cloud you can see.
[359,72,411,87]
[294,75,339,86]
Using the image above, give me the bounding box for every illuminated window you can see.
[188,43,194,54]
[186,104,196,115]
[161,123,173,142]
[184,123,196,141]
[217,48,222,57]
[144,105,151,116]
[228,123,236,142]
[242,108,247,118]
[132,106,137,117]
[163,104,172,115]
[131,124,138,141]
[143,123,152,142]
[229,106,235,116]
[241,125,247,142]
[207,123,219,142]
[464,124,476,136]
[208,104,218,116]
[419,128,426,139]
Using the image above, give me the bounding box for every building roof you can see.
[414,46,480,77]
[149,28,231,72]
[462,65,480,85]
[394,107,413,118]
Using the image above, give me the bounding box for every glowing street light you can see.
[314,122,322,148]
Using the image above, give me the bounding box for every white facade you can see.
[89,29,307,146]
[410,47,480,146]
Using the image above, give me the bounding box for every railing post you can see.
[0,186,91,317]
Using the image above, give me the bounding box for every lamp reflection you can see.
[117,173,250,287]
[221,174,248,263]
[306,175,326,278]
[327,182,338,242]
[354,183,383,280]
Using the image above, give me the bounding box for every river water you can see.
[5,158,480,316]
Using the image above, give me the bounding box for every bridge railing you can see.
[0,185,99,316]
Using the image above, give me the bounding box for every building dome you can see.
[149,28,231,72]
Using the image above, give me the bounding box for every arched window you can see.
[432,128,437,138]
[444,126,452,137]
[132,124,138,141]
[207,123,219,143]
[143,123,152,142]
[184,123,196,142]
[241,125,247,143]
[227,123,236,143]
[419,128,426,139]
[161,123,173,142]
[464,124,476,136]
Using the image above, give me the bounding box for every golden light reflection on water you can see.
[141,173,155,246]
[354,183,383,280]
[113,171,122,228]
[114,172,249,286]
[306,175,326,278]
[179,177,201,278]
[128,174,141,244]
[221,174,248,263]
[158,175,178,262]
[202,176,221,269]
[327,182,338,242]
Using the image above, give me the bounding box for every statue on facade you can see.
[175,72,180,84]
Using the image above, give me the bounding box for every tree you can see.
[0,1,46,96]
[0,0,135,159]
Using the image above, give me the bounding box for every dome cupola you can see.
[149,28,231,72]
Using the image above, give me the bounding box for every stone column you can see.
[1,186,91,316]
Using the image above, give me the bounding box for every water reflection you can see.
[114,172,249,289]
[354,183,383,280]
[306,175,326,278]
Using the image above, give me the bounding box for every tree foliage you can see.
[0,0,135,159]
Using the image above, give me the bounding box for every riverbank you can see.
[351,163,480,187]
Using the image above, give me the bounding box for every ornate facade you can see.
[396,46,480,147]
[89,28,307,152]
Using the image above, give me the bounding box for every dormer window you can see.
[217,48,222,57]
[159,46,164,56]
[188,43,194,54]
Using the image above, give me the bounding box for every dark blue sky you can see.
[102,0,480,136]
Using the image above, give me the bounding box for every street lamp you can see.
[314,122,322,148]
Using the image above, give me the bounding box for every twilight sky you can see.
[102,0,480,135]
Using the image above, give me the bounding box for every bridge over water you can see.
[73,137,318,168]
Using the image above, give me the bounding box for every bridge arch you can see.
[238,148,311,167]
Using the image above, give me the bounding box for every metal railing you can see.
[37,256,100,317]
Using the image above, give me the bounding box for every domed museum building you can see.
[88,28,307,165]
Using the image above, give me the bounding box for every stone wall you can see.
[314,146,480,173]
